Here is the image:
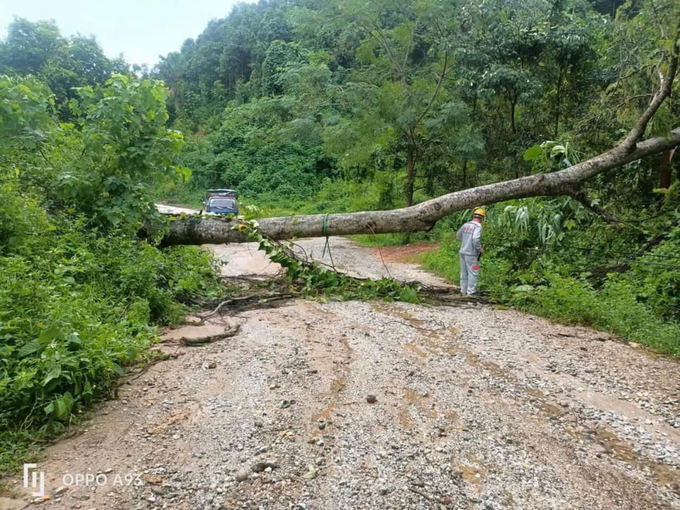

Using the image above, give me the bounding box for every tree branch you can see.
[414,49,449,128]
[361,19,405,80]
[39,146,55,168]
[565,186,623,225]
[179,325,241,346]
[620,24,679,151]
[589,230,672,281]
[402,19,416,83]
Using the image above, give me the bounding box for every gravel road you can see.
[2,211,679,510]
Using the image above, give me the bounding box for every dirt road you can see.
[2,224,679,509]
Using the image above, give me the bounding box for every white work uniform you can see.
[456,220,482,295]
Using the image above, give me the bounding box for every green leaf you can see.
[55,398,67,419]
[39,324,59,343]
[67,333,82,347]
[43,366,62,386]
[524,145,542,161]
[18,340,41,358]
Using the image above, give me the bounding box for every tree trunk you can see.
[405,143,416,207]
[401,143,417,243]
[161,128,680,246]
[510,96,517,134]
[461,158,468,188]
[554,66,563,139]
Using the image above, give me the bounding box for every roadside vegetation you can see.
[421,206,680,355]
[0,73,224,473]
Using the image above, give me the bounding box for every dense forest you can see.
[1,0,679,473]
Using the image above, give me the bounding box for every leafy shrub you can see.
[623,234,680,323]
[422,205,680,356]
[0,75,223,473]
[0,216,221,472]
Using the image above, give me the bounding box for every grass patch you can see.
[420,234,680,356]
[351,233,411,247]
[421,236,462,284]
[352,231,442,248]
[511,275,680,355]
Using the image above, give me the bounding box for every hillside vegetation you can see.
[0,69,222,471]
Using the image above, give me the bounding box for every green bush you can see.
[0,75,223,472]
[624,236,680,323]
[0,217,221,472]
[421,213,680,356]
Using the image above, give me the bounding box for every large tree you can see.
[162,129,680,245]
[321,0,459,207]
[0,18,126,118]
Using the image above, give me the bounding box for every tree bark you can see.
[659,149,673,189]
[405,143,416,207]
[554,65,563,139]
[161,128,680,246]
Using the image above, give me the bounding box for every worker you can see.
[456,208,485,296]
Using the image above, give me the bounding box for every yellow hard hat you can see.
[473,208,486,217]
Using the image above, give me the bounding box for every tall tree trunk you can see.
[510,97,517,134]
[554,66,563,139]
[461,158,468,188]
[405,143,416,207]
[161,128,680,246]
[462,89,476,188]
[402,142,417,243]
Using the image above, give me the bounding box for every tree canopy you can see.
[0,18,128,118]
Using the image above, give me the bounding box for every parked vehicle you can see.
[204,189,238,215]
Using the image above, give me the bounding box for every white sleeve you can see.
[472,225,482,252]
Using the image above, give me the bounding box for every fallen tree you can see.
[162,129,680,246]
[161,35,679,247]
